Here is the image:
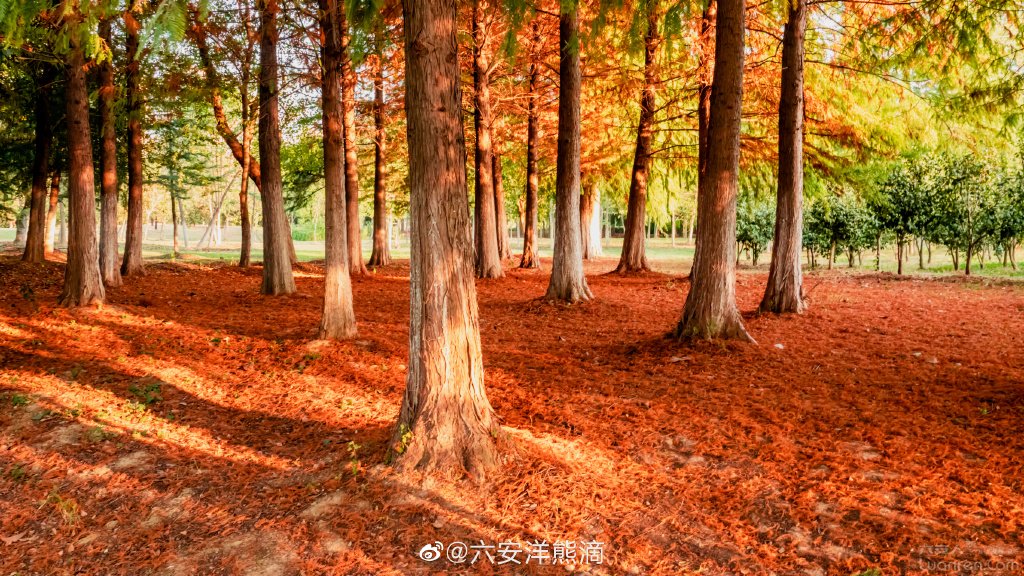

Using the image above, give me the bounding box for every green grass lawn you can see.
[3,224,1021,279]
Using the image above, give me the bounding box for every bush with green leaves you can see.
[736,195,775,266]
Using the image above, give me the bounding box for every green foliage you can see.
[736,195,774,265]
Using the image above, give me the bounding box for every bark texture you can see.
[98,20,122,287]
[318,0,357,339]
[390,0,499,478]
[519,19,541,270]
[341,6,367,275]
[616,7,660,273]
[545,8,592,303]
[493,151,512,260]
[121,7,145,277]
[368,43,391,267]
[472,0,503,278]
[675,0,752,342]
[760,0,806,314]
[59,40,105,307]
[44,169,60,254]
[580,181,603,259]
[23,64,54,263]
[257,0,296,295]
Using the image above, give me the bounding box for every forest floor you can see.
[1,252,1022,575]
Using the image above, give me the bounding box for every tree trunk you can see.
[97,20,122,286]
[257,0,296,295]
[171,190,179,257]
[339,6,366,276]
[917,236,925,269]
[23,64,55,263]
[471,0,503,278]
[59,39,105,307]
[760,0,805,313]
[178,196,190,248]
[189,16,263,190]
[44,169,60,254]
[616,5,659,273]
[391,0,499,478]
[545,7,592,302]
[368,37,392,268]
[239,126,253,266]
[580,180,603,259]
[897,240,904,275]
[15,198,30,247]
[493,151,512,260]
[675,0,751,341]
[696,1,714,181]
[965,243,973,276]
[121,9,145,276]
[318,0,358,339]
[519,17,541,270]
[827,240,835,270]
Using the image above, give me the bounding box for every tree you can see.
[760,0,805,313]
[121,1,146,277]
[472,0,503,278]
[872,155,934,275]
[97,19,122,287]
[257,0,296,295]
[616,1,660,274]
[367,30,391,268]
[22,62,55,264]
[736,195,774,267]
[545,3,592,303]
[519,16,541,270]
[493,150,512,260]
[340,4,366,276]
[318,0,357,339]
[59,30,105,307]
[390,0,499,478]
[675,0,751,341]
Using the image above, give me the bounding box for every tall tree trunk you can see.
[580,180,603,259]
[257,0,296,294]
[121,7,145,276]
[472,0,503,278]
[340,6,366,276]
[545,7,592,302]
[59,39,105,307]
[239,124,253,266]
[15,197,30,247]
[697,1,715,181]
[97,20,122,286]
[171,190,179,257]
[318,0,358,339]
[390,0,499,478]
[616,5,659,273]
[917,236,925,269]
[675,0,751,341]
[44,169,60,254]
[368,38,392,268]
[23,64,55,263]
[760,0,805,313]
[493,151,512,259]
[519,17,541,269]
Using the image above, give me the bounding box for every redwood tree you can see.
[22,64,54,263]
[98,20,122,287]
[493,151,511,260]
[340,6,366,276]
[318,0,357,339]
[472,0,503,278]
[44,168,60,254]
[615,4,660,274]
[519,17,541,269]
[675,0,752,341]
[545,5,591,302]
[760,0,806,314]
[121,5,145,277]
[59,36,105,307]
[390,0,500,477]
[257,0,296,295]
[368,35,391,267]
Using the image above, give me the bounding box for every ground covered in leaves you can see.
[1,252,1022,575]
